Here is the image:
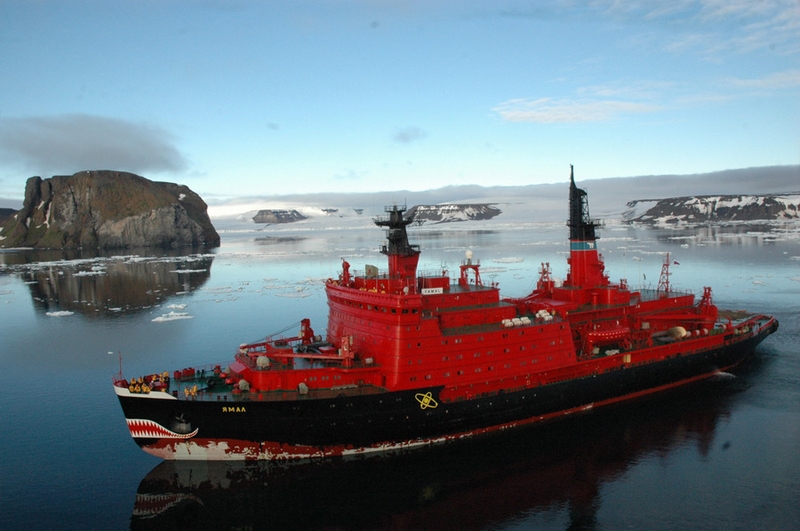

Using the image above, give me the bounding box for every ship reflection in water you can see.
[130,376,741,531]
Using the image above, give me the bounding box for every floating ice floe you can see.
[275,291,312,298]
[165,303,188,310]
[46,310,74,317]
[73,270,106,277]
[152,311,194,322]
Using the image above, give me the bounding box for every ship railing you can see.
[417,268,450,279]
[170,361,234,381]
[373,204,408,221]
[171,382,386,402]
[357,267,450,280]
[636,287,694,302]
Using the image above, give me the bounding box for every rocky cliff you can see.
[0,170,220,249]
[624,194,800,224]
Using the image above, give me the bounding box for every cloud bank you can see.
[0,114,187,177]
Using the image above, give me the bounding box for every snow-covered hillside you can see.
[624,194,800,224]
[406,204,501,223]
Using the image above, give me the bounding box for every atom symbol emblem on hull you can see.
[415,392,439,409]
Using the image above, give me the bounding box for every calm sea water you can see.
[1,221,798,531]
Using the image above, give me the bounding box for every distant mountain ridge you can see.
[624,193,800,224]
[205,165,799,224]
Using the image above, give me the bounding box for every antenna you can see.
[657,253,672,294]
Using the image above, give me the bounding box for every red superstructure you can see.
[113,167,778,460]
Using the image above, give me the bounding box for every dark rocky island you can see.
[253,209,307,224]
[0,170,220,249]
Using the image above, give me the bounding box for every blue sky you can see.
[1,0,798,203]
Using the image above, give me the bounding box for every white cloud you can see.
[577,80,677,99]
[726,69,800,89]
[333,168,366,182]
[590,0,800,56]
[492,98,662,123]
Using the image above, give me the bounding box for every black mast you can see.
[374,205,420,257]
[568,165,599,242]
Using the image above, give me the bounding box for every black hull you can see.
[116,330,773,460]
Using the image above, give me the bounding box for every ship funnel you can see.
[565,166,608,288]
